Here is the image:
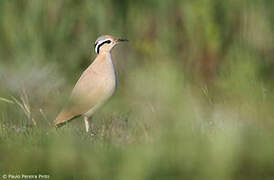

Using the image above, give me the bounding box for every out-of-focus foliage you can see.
[1,0,274,179]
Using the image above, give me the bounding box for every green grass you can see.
[1,62,274,179]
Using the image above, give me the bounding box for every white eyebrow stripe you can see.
[95,39,112,54]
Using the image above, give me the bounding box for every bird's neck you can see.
[92,52,115,75]
[97,51,112,63]
[98,50,111,56]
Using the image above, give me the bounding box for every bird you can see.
[55,35,128,133]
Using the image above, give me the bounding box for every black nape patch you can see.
[94,42,98,49]
[96,40,111,54]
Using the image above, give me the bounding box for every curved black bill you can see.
[118,38,129,42]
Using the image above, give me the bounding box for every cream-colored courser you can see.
[55,35,128,132]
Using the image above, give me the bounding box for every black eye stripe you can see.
[94,40,110,48]
[96,40,112,54]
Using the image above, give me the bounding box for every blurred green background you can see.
[1,0,274,179]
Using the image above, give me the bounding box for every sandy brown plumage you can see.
[55,35,127,131]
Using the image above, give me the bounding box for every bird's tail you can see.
[54,110,81,128]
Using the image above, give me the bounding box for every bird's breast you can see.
[94,56,117,99]
[83,58,116,117]
[102,68,116,96]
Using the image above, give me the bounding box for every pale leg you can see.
[84,116,89,133]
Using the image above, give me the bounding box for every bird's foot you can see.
[89,130,97,136]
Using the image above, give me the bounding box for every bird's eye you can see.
[105,40,112,44]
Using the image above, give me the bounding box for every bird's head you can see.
[94,35,128,54]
